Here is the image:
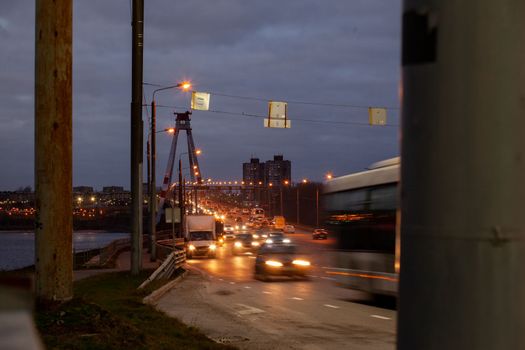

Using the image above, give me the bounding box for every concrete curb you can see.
[142,268,188,305]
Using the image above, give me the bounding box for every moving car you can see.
[312,229,328,240]
[232,233,261,255]
[254,244,311,281]
[234,224,247,232]
[265,232,291,244]
[283,225,295,233]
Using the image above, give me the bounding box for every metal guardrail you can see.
[138,248,186,289]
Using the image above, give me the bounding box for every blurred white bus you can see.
[323,157,400,296]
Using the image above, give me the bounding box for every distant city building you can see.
[242,158,265,185]
[264,155,291,186]
[241,155,292,206]
[102,186,124,193]
[73,186,94,194]
[242,158,265,204]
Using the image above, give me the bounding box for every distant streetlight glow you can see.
[302,178,308,184]
[180,81,192,91]
[195,149,202,155]
[326,173,333,180]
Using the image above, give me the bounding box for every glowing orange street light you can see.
[269,183,273,187]
[326,173,333,180]
[195,149,202,155]
[166,128,175,133]
[302,178,308,184]
[284,180,290,185]
[180,81,192,91]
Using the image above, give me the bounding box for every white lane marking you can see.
[244,286,251,289]
[236,303,265,315]
[324,304,340,309]
[290,297,303,300]
[321,277,335,281]
[371,315,391,320]
[263,291,272,294]
[229,282,236,285]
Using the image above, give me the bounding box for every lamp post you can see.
[149,82,190,261]
[146,127,174,260]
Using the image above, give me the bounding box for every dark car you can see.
[264,232,291,245]
[312,229,328,240]
[232,233,261,255]
[254,244,311,281]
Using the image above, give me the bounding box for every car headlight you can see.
[262,234,267,238]
[219,238,224,243]
[235,225,239,229]
[265,239,273,244]
[283,238,291,243]
[265,260,283,267]
[242,225,246,229]
[188,244,196,251]
[253,234,259,239]
[209,244,217,250]
[292,259,310,266]
[251,241,260,246]
[234,241,242,248]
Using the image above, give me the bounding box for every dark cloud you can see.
[0,0,401,190]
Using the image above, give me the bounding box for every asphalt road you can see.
[156,225,396,349]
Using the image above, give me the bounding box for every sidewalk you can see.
[74,250,160,280]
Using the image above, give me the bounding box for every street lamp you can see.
[149,81,191,261]
[325,173,333,180]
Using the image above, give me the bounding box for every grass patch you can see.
[35,270,235,350]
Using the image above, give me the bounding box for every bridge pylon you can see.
[156,111,203,223]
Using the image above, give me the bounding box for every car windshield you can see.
[189,231,214,241]
[236,234,253,241]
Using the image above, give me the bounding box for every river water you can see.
[0,231,129,271]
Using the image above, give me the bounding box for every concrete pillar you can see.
[398,0,525,348]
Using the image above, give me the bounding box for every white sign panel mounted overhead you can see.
[191,91,211,111]
[264,118,291,128]
[266,101,290,128]
[368,107,387,126]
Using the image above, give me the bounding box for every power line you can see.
[204,91,400,110]
[153,104,399,127]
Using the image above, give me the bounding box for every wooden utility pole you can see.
[398,0,525,348]
[35,0,73,302]
[130,0,144,274]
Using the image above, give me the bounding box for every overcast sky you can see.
[0,0,401,191]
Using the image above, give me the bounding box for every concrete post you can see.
[150,100,156,260]
[130,0,144,274]
[34,0,73,302]
[398,0,525,349]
